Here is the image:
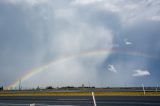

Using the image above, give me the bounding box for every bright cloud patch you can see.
[132,70,150,77]
[150,16,160,21]
[124,39,132,45]
[108,64,117,73]
[72,0,103,5]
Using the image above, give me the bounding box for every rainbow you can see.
[5,48,157,89]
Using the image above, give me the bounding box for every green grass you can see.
[0,91,160,96]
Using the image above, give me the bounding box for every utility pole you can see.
[142,84,145,95]
[156,84,158,92]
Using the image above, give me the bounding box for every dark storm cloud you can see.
[121,20,160,55]
[105,20,160,86]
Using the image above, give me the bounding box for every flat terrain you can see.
[0,96,160,106]
[0,91,160,105]
[1,91,160,96]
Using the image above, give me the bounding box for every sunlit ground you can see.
[0,91,160,96]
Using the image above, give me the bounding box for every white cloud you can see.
[72,0,103,5]
[124,39,132,45]
[150,16,160,21]
[2,0,50,5]
[132,70,150,77]
[108,64,117,73]
[103,2,120,12]
[103,0,160,24]
[125,41,132,45]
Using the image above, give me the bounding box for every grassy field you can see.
[0,91,160,96]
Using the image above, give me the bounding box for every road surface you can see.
[0,96,160,106]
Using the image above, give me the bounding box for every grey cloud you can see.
[0,0,160,88]
[0,2,53,86]
[0,0,114,88]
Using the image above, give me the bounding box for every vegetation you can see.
[0,91,160,96]
[0,86,3,91]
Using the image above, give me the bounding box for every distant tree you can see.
[46,86,53,89]
[82,84,85,88]
[36,86,40,90]
[0,86,3,91]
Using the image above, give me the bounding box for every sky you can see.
[0,0,160,89]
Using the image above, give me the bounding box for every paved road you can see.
[0,96,160,106]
